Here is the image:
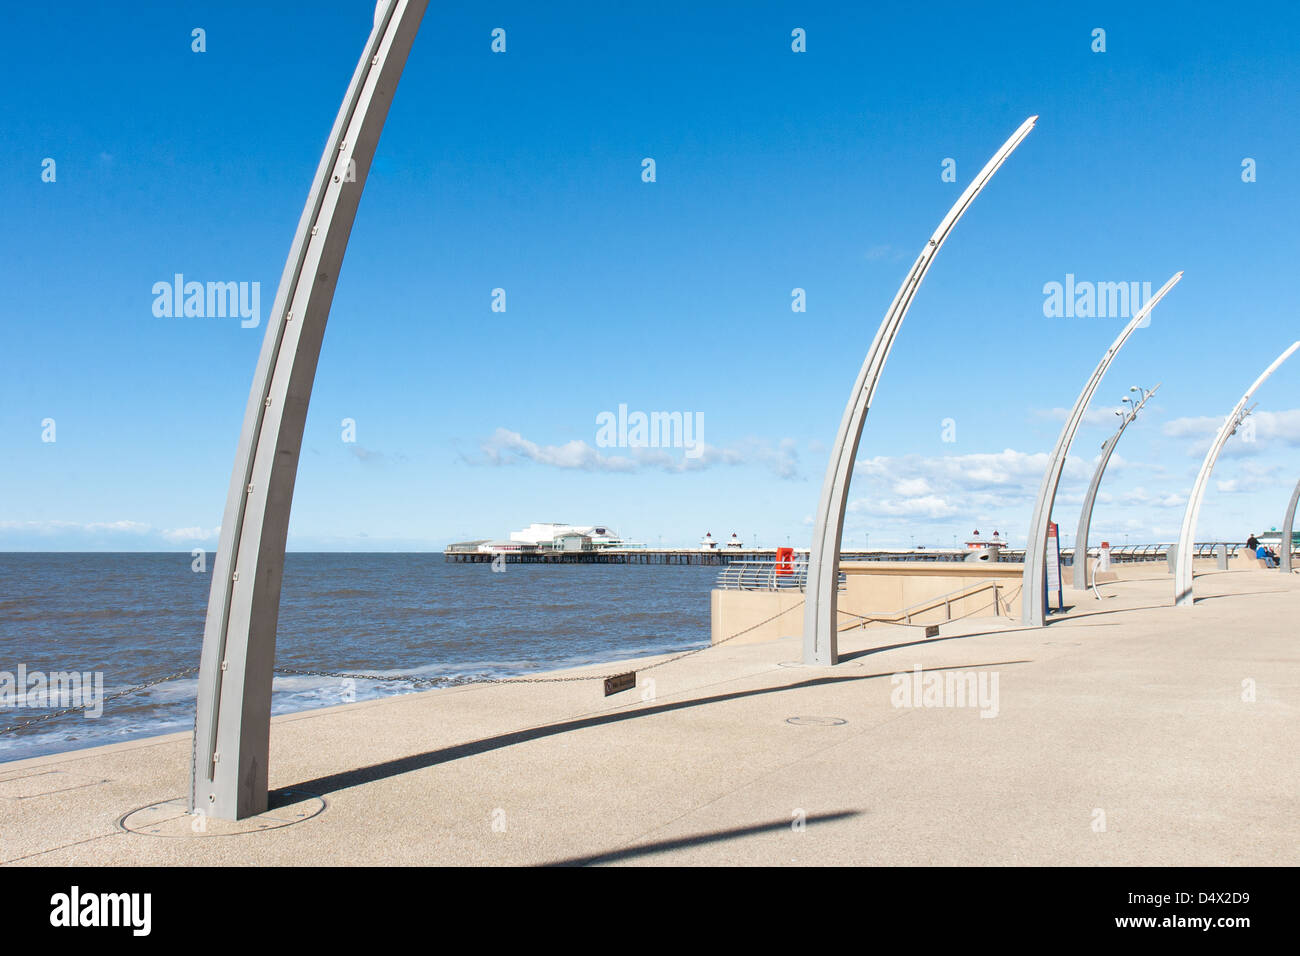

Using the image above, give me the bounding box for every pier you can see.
[440,544,1252,567]
[443,548,875,566]
[446,548,1000,566]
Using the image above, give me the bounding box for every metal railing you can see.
[1191,542,1238,558]
[717,544,1251,585]
[837,578,1018,632]
[1077,543,1168,562]
[1070,542,1243,563]
[714,559,845,592]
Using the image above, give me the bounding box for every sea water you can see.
[0,553,715,762]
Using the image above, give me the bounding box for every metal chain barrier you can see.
[0,666,201,737]
[6,585,1034,738]
[0,600,807,736]
[273,599,808,688]
[835,584,1023,631]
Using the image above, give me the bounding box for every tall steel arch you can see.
[1072,383,1160,590]
[802,117,1037,666]
[192,0,429,821]
[1280,477,1300,574]
[1019,273,1181,625]
[1173,341,1300,606]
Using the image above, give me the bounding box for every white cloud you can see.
[0,520,221,547]
[835,434,1290,546]
[892,477,932,496]
[1214,460,1282,495]
[1164,408,1300,456]
[480,429,638,472]
[1257,410,1300,443]
[476,428,800,479]
[85,520,152,533]
[0,519,151,535]
[161,526,221,543]
[1162,415,1221,439]
[857,448,1090,491]
[836,446,1199,545]
[1116,487,1187,508]
[1035,406,1127,428]
[850,494,957,518]
[846,448,1092,533]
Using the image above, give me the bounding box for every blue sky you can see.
[2,1,1298,551]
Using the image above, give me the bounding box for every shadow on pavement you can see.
[545,810,862,866]
[281,660,1031,801]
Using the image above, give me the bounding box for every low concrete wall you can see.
[711,555,1280,646]
[710,589,805,646]
[839,562,1022,619]
[712,561,1023,646]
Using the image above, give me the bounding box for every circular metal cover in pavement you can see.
[119,789,325,837]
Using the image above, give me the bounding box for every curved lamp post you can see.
[1071,383,1160,590]
[192,0,430,821]
[1020,272,1182,626]
[1280,478,1300,573]
[1174,341,1300,605]
[801,116,1037,666]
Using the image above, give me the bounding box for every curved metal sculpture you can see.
[1280,478,1300,573]
[1071,383,1160,590]
[1174,341,1300,605]
[192,0,429,820]
[1021,273,1181,625]
[802,117,1037,666]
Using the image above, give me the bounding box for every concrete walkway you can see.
[2,568,1296,866]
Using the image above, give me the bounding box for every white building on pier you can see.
[508,522,636,550]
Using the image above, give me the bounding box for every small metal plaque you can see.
[603,672,636,696]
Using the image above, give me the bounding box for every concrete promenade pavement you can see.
[2,568,1296,866]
